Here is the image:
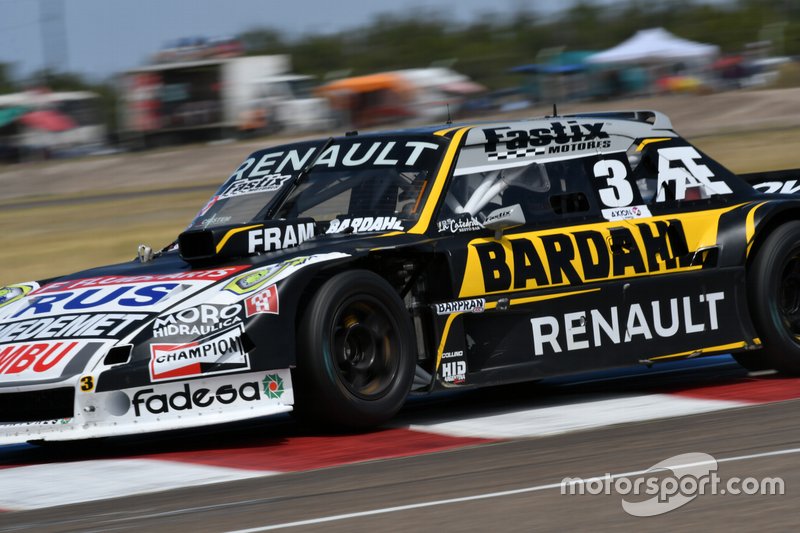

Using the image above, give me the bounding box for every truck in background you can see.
[120,55,332,147]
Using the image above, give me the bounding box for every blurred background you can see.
[1,0,800,283]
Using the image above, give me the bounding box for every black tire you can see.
[747,221,800,374]
[294,270,416,428]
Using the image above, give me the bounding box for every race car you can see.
[1,110,799,443]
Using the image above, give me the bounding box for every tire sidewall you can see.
[749,221,800,372]
[296,270,416,427]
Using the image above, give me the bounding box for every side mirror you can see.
[483,204,526,239]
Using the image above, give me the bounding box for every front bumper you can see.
[0,369,293,445]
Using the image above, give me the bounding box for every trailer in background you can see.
[120,55,332,147]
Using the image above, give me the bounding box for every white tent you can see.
[586,28,719,64]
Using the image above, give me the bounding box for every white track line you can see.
[409,393,745,439]
[0,459,274,511]
[227,446,800,532]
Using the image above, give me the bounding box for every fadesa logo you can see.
[131,379,264,417]
[245,285,279,317]
[12,283,182,319]
[0,340,81,377]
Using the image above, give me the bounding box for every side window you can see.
[436,154,600,232]
[630,139,739,206]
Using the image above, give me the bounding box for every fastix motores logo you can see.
[482,122,610,159]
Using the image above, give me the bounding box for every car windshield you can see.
[188,135,447,232]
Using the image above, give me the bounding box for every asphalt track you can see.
[0,357,798,532]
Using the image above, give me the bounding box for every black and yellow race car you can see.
[1,110,798,443]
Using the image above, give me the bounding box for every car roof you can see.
[350,110,676,140]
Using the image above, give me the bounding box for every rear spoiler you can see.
[741,169,800,195]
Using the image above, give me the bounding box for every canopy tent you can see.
[0,107,28,129]
[586,28,718,64]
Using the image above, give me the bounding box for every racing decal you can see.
[130,378,262,417]
[247,222,314,254]
[220,173,292,198]
[102,370,293,418]
[752,179,800,195]
[224,253,350,295]
[0,340,100,381]
[227,141,441,187]
[594,158,634,208]
[12,283,185,319]
[530,291,725,356]
[601,205,651,221]
[0,313,148,342]
[262,373,285,399]
[437,214,484,233]
[80,375,95,392]
[32,267,247,295]
[440,360,467,384]
[482,122,611,159]
[0,283,36,309]
[434,298,485,315]
[656,146,732,202]
[152,304,242,338]
[464,218,695,295]
[198,213,233,229]
[149,324,248,382]
[326,216,404,234]
[245,285,279,317]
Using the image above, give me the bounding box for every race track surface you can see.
[0,356,798,531]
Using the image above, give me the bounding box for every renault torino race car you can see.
[2,110,800,444]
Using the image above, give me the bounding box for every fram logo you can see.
[13,283,181,318]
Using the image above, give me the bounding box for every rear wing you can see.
[741,169,800,195]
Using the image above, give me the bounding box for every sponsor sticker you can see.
[434,298,486,315]
[0,340,84,379]
[152,304,242,339]
[149,324,249,382]
[601,205,652,221]
[224,253,349,295]
[0,284,35,309]
[326,216,404,234]
[32,266,247,295]
[245,285,279,317]
[0,313,148,342]
[262,373,285,399]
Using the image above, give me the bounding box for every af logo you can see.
[657,146,732,201]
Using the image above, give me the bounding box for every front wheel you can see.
[748,221,800,374]
[294,270,416,428]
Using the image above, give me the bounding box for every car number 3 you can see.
[593,159,634,208]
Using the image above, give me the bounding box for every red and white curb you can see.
[1,375,798,511]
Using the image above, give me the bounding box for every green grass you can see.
[1,128,799,286]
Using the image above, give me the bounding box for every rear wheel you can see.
[747,221,800,374]
[294,270,416,428]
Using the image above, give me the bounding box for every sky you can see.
[0,0,572,81]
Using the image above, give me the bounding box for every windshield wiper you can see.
[263,137,335,220]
